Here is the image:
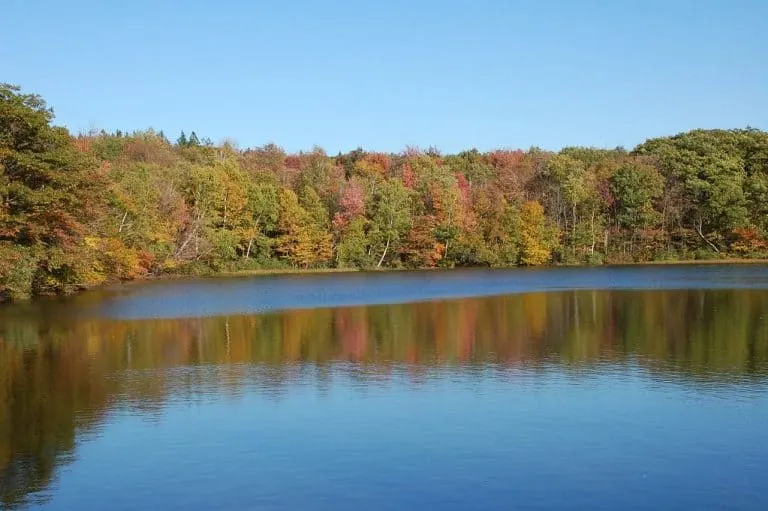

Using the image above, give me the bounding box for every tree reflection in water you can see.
[1,289,768,508]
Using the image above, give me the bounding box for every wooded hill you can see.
[2,83,767,301]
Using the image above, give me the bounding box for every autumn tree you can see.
[275,189,332,268]
[518,200,558,265]
[472,188,520,266]
[0,84,106,299]
[400,215,444,268]
[333,180,370,268]
[4,84,768,301]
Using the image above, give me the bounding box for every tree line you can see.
[2,83,767,301]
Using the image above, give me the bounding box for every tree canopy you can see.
[2,84,768,301]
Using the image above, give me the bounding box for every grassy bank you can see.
[216,267,363,277]
[5,258,768,305]
[187,258,768,280]
[627,258,768,265]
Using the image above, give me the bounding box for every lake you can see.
[2,265,768,510]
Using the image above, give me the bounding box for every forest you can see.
[2,83,768,301]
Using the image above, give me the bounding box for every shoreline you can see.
[602,258,768,267]
[98,258,768,292]
[212,258,768,279]
[5,258,768,305]
[137,259,768,284]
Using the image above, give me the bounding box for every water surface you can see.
[2,266,768,510]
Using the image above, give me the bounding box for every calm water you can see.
[2,265,768,510]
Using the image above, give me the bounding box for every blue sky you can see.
[2,0,766,153]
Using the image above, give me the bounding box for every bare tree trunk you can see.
[244,215,262,259]
[377,238,390,268]
[118,210,128,234]
[245,238,253,259]
[572,205,577,236]
[174,212,203,258]
[174,225,198,257]
[695,217,720,253]
[662,201,668,251]
[223,190,228,228]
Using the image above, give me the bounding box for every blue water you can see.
[2,265,768,510]
[47,370,768,510]
[87,264,768,318]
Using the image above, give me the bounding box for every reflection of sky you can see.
[8,267,768,509]
[92,265,768,319]
[39,368,768,510]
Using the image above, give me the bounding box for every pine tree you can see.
[177,130,188,146]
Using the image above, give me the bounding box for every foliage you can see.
[0,83,107,298]
[2,84,768,301]
[519,201,558,265]
[275,189,331,268]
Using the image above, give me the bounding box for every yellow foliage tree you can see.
[276,189,332,268]
[519,200,558,265]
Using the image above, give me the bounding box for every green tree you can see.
[472,189,519,266]
[243,179,280,260]
[369,179,412,267]
[298,186,330,229]
[635,129,754,253]
[336,217,370,268]
[444,149,494,185]
[610,161,664,256]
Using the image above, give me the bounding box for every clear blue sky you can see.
[2,0,766,153]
